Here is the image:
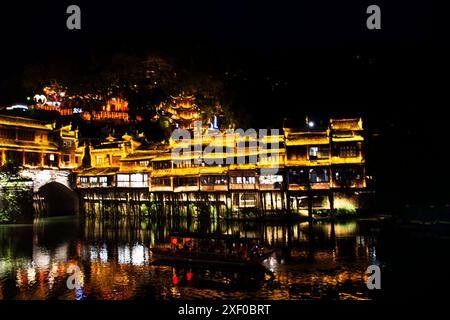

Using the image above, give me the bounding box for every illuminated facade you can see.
[81,98,129,122]
[154,94,201,130]
[35,87,130,122]
[75,117,367,212]
[0,115,82,169]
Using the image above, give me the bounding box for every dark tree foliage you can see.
[23,52,236,129]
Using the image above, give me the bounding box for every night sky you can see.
[0,1,447,207]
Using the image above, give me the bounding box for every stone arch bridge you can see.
[20,168,79,216]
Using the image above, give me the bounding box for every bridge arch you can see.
[38,182,79,216]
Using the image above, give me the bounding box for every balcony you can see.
[331,155,364,165]
[117,181,149,188]
[200,184,229,192]
[288,182,330,191]
[173,185,200,193]
[150,185,173,192]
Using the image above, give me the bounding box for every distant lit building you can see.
[34,86,130,122]
[154,94,201,130]
[82,98,129,122]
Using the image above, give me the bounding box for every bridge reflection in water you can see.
[0,215,377,300]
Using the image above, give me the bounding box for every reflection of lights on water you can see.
[118,244,147,265]
[54,243,69,262]
[99,246,108,263]
[131,244,145,266]
[268,256,278,272]
[265,227,284,245]
[75,287,85,300]
[172,274,179,286]
[90,245,108,263]
[369,247,377,262]
[33,248,50,270]
[356,236,365,246]
[27,263,36,284]
[90,247,97,261]
[325,222,357,237]
[118,246,131,264]
[76,242,82,258]
[48,262,59,289]
[0,259,7,276]
[16,270,23,286]
[149,230,156,247]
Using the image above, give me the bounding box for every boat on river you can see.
[150,232,274,271]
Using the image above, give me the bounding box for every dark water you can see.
[1,215,449,300]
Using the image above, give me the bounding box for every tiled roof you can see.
[0,115,54,130]
[76,167,120,176]
[0,139,59,151]
[330,118,363,131]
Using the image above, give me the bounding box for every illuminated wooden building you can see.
[75,118,367,215]
[0,115,82,169]
[76,134,166,189]
[285,118,366,211]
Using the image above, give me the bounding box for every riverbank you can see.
[0,178,34,224]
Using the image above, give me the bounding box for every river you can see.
[1,215,449,300]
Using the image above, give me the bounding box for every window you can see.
[117,174,130,187]
[99,176,107,183]
[18,130,34,141]
[63,140,72,147]
[232,176,255,184]
[175,177,198,186]
[89,177,98,184]
[117,174,130,182]
[0,128,16,139]
[175,160,193,168]
[63,155,70,162]
[309,168,329,183]
[244,176,256,184]
[153,161,172,170]
[80,177,88,183]
[287,146,307,161]
[288,169,308,184]
[308,146,329,160]
[333,167,363,187]
[259,175,283,185]
[201,175,227,185]
[309,146,318,158]
[151,177,171,186]
[131,174,144,182]
[318,146,330,159]
[339,145,357,158]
